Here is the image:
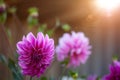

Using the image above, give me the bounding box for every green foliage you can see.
[62,24,71,31]
[28,7,38,15]
[112,55,118,60]
[61,57,70,66]
[55,19,71,31]
[0,0,4,3]
[8,58,23,80]
[0,12,7,24]
[38,24,47,32]
[0,54,7,64]
[27,7,39,27]
[46,29,54,37]
[8,7,17,14]
[40,76,47,80]
[6,28,12,39]
[28,16,39,27]
[0,1,6,24]
[69,70,78,79]
[0,54,23,80]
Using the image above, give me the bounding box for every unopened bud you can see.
[30,12,39,18]
[0,3,6,14]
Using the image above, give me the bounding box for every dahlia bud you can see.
[28,7,39,18]
[0,3,6,14]
[30,12,39,18]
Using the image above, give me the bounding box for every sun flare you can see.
[95,0,120,12]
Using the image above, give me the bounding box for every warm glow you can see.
[95,0,120,12]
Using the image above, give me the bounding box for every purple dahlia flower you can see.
[16,32,54,77]
[56,31,91,67]
[103,60,120,80]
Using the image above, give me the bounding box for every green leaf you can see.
[62,24,71,31]
[38,24,47,32]
[0,12,7,24]
[0,54,8,64]
[0,55,23,80]
[8,58,23,80]
[28,7,38,14]
[8,58,16,72]
[60,57,69,65]
[6,28,12,39]
[8,7,16,14]
[112,55,118,61]
[27,7,39,27]
[46,29,54,37]
[27,16,38,27]
[0,0,4,3]
[69,70,78,79]
[40,76,47,80]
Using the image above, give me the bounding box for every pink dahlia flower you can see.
[56,31,91,67]
[16,32,54,77]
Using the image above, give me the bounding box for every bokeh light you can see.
[95,0,120,12]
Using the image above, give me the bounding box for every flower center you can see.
[32,50,43,63]
[72,52,79,59]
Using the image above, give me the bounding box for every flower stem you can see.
[30,76,32,80]
[58,66,67,80]
[0,24,14,55]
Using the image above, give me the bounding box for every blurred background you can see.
[0,0,120,80]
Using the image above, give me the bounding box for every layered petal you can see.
[16,32,54,77]
[56,31,91,67]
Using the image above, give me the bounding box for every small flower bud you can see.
[30,12,39,18]
[0,3,6,14]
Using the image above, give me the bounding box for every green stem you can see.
[0,24,14,54]
[58,66,67,80]
[30,76,33,80]
[12,13,24,28]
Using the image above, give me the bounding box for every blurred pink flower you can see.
[56,31,91,67]
[16,32,54,77]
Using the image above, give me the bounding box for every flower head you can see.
[17,32,54,77]
[103,60,120,80]
[56,31,91,67]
